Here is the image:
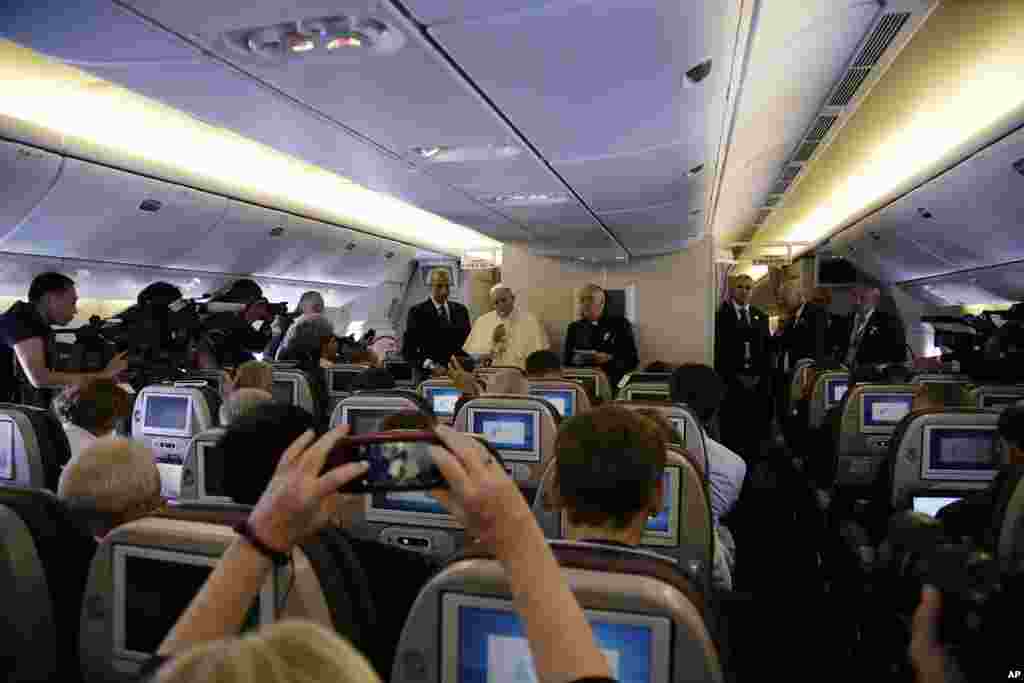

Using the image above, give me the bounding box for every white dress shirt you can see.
[705,436,747,526]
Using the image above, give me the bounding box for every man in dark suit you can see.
[401,268,472,384]
[838,285,907,369]
[715,274,772,461]
[563,283,638,390]
[774,280,830,444]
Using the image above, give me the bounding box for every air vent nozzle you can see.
[1013,157,1024,177]
[345,242,356,251]
[269,226,285,237]
[139,199,162,212]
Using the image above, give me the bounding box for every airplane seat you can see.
[889,409,1002,515]
[270,368,321,424]
[0,486,96,683]
[0,403,72,491]
[453,395,559,486]
[969,385,1024,411]
[154,499,252,526]
[391,540,722,683]
[910,373,971,386]
[178,428,227,502]
[617,371,672,403]
[475,366,526,383]
[79,517,335,683]
[170,380,223,427]
[131,386,216,487]
[834,384,918,493]
[531,449,713,595]
[808,370,851,431]
[324,364,373,417]
[417,378,460,424]
[330,391,433,432]
[527,378,592,418]
[614,401,708,480]
[384,359,415,388]
[181,370,226,395]
[0,503,58,682]
[562,368,612,404]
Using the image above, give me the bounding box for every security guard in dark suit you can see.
[774,280,830,445]
[563,283,639,391]
[401,268,472,385]
[715,274,772,461]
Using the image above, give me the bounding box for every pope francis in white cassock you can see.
[463,284,550,370]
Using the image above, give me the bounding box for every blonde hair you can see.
[232,361,274,394]
[220,389,274,426]
[58,437,162,536]
[156,620,382,683]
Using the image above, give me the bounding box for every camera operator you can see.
[194,280,276,370]
[0,272,127,405]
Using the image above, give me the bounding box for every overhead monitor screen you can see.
[443,593,670,683]
[144,395,190,432]
[345,408,393,436]
[912,496,962,517]
[428,387,461,417]
[862,394,914,429]
[922,426,999,481]
[115,547,268,660]
[530,389,575,418]
[470,410,538,460]
[826,379,849,406]
[272,380,295,405]
[0,420,12,480]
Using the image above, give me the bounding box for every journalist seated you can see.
[219,388,274,427]
[143,425,619,683]
[525,349,563,379]
[57,436,166,539]
[223,360,273,396]
[52,378,133,464]
[216,402,317,505]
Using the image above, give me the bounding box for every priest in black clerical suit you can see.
[401,268,471,383]
[563,283,638,390]
[715,274,772,461]
[774,280,830,445]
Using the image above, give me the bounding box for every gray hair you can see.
[58,437,162,536]
[220,388,274,426]
[279,314,335,359]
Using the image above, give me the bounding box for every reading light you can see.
[327,33,364,50]
[286,32,315,53]
[0,40,500,257]
[269,227,285,237]
[412,146,444,159]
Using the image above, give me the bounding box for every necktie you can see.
[438,305,449,324]
[846,313,865,366]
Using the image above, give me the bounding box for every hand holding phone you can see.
[324,431,451,493]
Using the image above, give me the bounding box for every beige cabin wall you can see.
[499,238,713,367]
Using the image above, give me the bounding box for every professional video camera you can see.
[922,304,1024,381]
[55,279,289,387]
[875,510,1017,680]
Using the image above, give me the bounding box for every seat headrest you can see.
[0,403,72,491]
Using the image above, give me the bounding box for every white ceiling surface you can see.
[822,124,1024,299]
[1,0,739,261]
[711,0,882,246]
[428,0,724,255]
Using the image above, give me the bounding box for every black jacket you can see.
[401,299,471,370]
[715,301,771,379]
[836,309,907,366]
[562,315,639,389]
[776,302,829,370]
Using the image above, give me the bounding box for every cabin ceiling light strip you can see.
[410,144,521,163]
[485,193,570,206]
[0,40,499,255]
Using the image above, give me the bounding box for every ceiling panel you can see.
[401,1,544,26]
[0,158,229,266]
[0,140,63,242]
[171,200,294,275]
[600,200,703,256]
[420,155,564,199]
[2,0,201,62]
[430,0,714,161]
[711,0,881,244]
[555,142,700,213]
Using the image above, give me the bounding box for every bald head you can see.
[58,437,163,538]
[429,268,452,304]
[490,284,515,318]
